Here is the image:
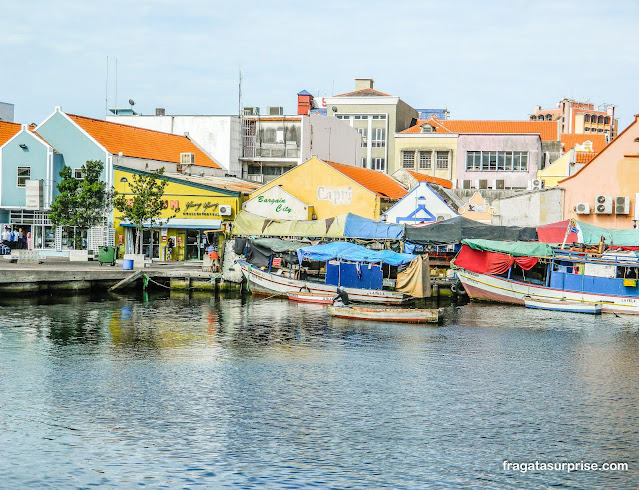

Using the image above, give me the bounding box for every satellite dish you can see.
[128,99,135,106]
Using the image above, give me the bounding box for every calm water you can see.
[1,292,638,489]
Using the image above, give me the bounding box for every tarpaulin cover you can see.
[396,255,431,298]
[462,239,553,257]
[251,238,308,253]
[297,241,415,266]
[232,211,347,238]
[404,216,538,245]
[343,213,404,239]
[537,220,580,244]
[576,221,639,246]
[455,245,539,274]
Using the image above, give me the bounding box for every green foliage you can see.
[113,165,174,254]
[49,160,110,249]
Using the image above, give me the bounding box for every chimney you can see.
[156,108,166,116]
[297,90,313,115]
[355,78,374,91]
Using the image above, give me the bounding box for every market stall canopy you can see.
[462,239,554,257]
[297,242,415,266]
[232,211,347,238]
[343,213,404,239]
[232,211,404,239]
[404,216,538,245]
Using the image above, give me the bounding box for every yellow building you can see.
[113,167,258,260]
[248,156,407,220]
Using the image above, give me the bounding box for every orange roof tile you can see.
[401,118,559,141]
[407,171,453,189]
[325,161,407,200]
[335,88,391,97]
[0,121,22,146]
[560,133,607,153]
[575,152,598,164]
[67,114,221,169]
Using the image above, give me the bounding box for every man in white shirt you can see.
[1,227,10,245]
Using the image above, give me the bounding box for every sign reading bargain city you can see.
[243,186,312,220]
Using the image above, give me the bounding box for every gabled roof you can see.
[325,161,407,200]
[335,88,391,97]
[407,171,453,189]
[575,152,598,164]
[66,114,221,168]
[401,118,559,141]
[0,121,21,146]
[561,133,607,153]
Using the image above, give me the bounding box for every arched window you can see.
[531,115,537,121]
[597,115,604,124]
[604,116,610,124]
[546,114,553,121]
[584,114,590,123]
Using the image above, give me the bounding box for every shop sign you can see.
[25,179,43,210]
[166,200,228,217]
[244,186,310,220]
[317,185,352,205]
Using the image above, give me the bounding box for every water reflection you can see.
[1,293,639,488]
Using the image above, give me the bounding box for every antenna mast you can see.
[238,67,242,117]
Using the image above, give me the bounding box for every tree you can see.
[113,165,173,254]
[49,160,110,249]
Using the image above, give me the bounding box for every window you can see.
[513,151,528,171]
[354,115,368,120]
[597,115,604,124]
[584,114,591,123]
[585,127,590,132]
[402,151,415,169]
[466,151,481,170]
[372,115,386,120]
[361,157,366,167]
[604,116,610,124]
[546,114,553,121]
[436,151,449,169]
[373,158,385,172]
[357,128,367,147]
[530,115,537,121]
[464,151,526,171]
[17,167,30,187]
[372,128,386,148]
[419,151,432,169]
[74,169,85,180]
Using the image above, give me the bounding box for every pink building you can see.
[560,114,639,229]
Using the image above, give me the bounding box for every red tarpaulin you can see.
[537,220,579,244]
[455,245,538,274]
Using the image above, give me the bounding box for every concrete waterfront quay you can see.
[0,257,228,294]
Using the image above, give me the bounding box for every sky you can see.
[1,0,638,130]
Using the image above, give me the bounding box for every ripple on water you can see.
[0,294,638,488]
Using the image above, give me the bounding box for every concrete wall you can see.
[306,114,360,165]
[116,155,225,178]
[106,114,241,176]
[561,115,639,228]
[491,187,564,226]
[0,102,14,122]
[456,134,542,189]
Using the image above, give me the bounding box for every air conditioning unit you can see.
[180,152,195,165]
[594,195,613,214]
[218,205,232,216]
[529,179,545,191]
[243,107,259,116]
[576,203,591,214]
[615,196,630,215]
[267,106,284,116]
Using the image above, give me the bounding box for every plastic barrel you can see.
[122,259,134,270]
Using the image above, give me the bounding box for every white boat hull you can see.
[456,268,639,315]
[524,298,602,314]
[237,260,407,305]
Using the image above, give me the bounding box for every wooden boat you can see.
[287,291,335,305]
[524,297,602,314]
[237,260,408,305]
[328,306,440,324]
